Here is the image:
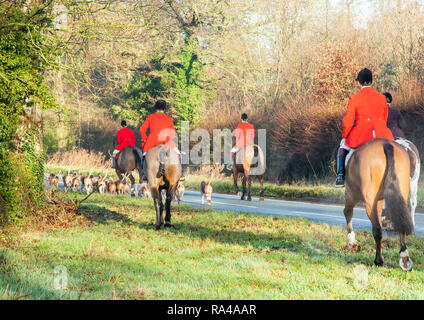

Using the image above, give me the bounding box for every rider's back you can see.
[116,127,135,149]
[235,122,255,148]
[343,87,394,149]
[140,112,176,153]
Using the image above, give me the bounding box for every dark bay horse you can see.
[145,145,182,229]
[115,146,144,187]
[233,144,265,201]
[344,138,414,270]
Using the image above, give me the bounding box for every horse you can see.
[145,145,182,229]
[343,138,414,271]
[114,146,144,188]
[232,144,265,201]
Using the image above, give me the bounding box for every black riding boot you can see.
[157,148,166,178]
[111,156,116,169]
[334,148,348,188]
[226,153,235,171]
[141,155,147,181]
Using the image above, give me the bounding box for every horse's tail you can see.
[250,145,259,168]
[382,143,414,235]
[253,145,259,158]
[156,145,169,178]
[133,148,142,169]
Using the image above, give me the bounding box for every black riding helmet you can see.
[382,92,392,104]
[154,99,167,110]
[241,113,248,121]
[356,68,372,85]
[121,120,127,127]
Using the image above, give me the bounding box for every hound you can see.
[200,172,213,205]
[108,178,117,194]
[175,180,185,204]
[117,173,130,195]
[133,183,152,199]
[48,173,59,189]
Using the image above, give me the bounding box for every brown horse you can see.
[145,145,182,229]
[114,146,144,188]
[233,144,265,201]
[344,138,414,270]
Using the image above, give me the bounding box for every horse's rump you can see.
[346,139,412,233]
[235,144,265,175]
[146,145,181,187]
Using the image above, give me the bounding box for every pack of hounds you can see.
[47,169,186,204]
[47,169,217,205]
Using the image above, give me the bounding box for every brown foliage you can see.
[312,43,361,103]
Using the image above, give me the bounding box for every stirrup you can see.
[334,174,345,188]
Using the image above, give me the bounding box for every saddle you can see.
[345,138,413,168]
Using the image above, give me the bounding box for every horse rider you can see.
[226,113,255,170]
[111,120,136,169]
[139,99,183,178]
[334,68,394,187]
[382,92,406,139]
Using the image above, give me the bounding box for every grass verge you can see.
[1,190,424,299]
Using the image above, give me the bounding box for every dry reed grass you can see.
[46,148,109,169]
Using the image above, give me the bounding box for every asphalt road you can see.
[44,173,424,237]
[182,191,424,237]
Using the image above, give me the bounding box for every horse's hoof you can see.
[164,222,172,228]
[399,256,413,271]
[349,242,361,253]
[247,197,252,201]
[155,224,162,230]
[259,197,264,202]
[374,258,384,267]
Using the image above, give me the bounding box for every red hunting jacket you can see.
[139,112,176,153]
[235,122,255,149]
[343,87,394,149]
[115,127,136,151]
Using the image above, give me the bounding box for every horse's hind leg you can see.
[241,174,247,200]
[116,169,123,182]
[259,175,265,202]
[371,199,384,266]
[344,191,360,252]
[152,188,163,230]
[164,189,173,228]
[128,173,135,190]
[233,170,240,196]
[247,175,252,201]
[399,232,413,271]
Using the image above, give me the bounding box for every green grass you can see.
[1,191,424,299]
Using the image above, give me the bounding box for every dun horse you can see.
[344,138,414,270]
[145,145,181,229]
[233,144,265,201]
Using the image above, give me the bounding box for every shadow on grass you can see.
[0,251,73,300]
[79,203,375,267]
